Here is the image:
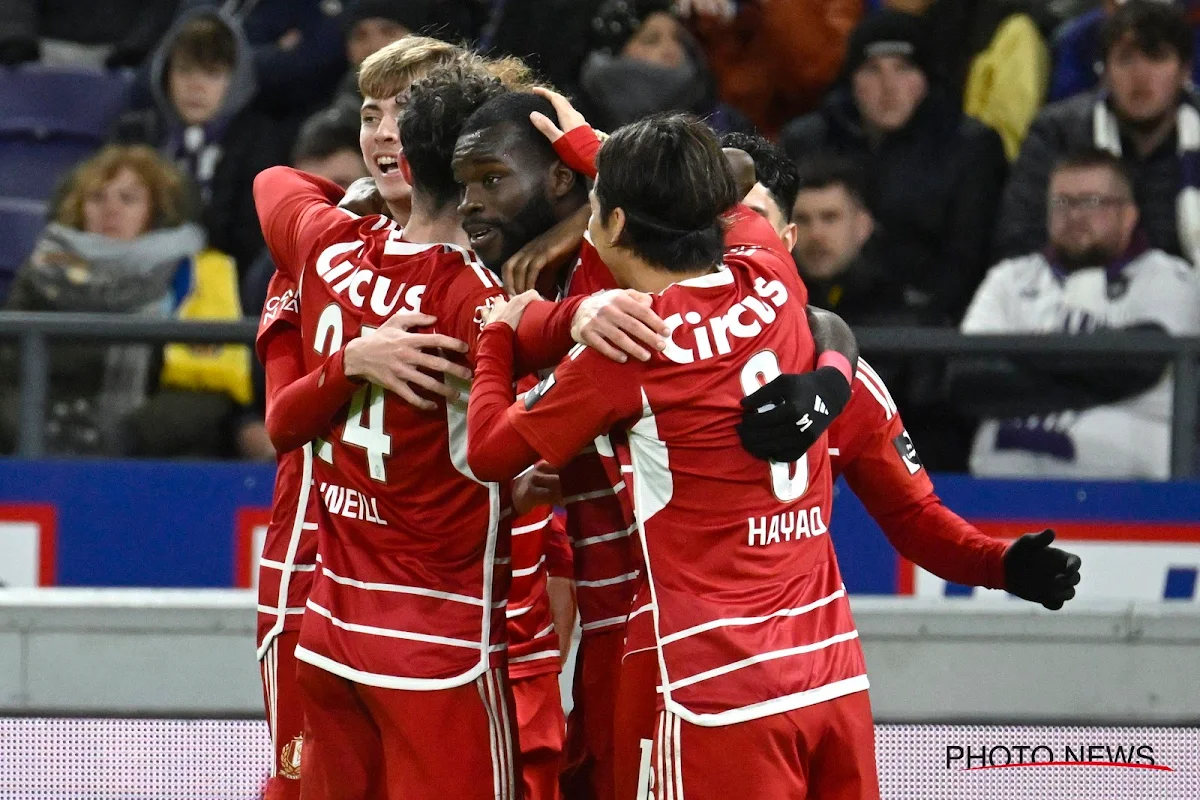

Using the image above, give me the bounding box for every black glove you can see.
[1004,529,1082,610]
[737,367,851,463]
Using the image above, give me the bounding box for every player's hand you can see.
[502,207,588,294]
[512,461,563,516]
[343,311,471,411]
[1004,529,1082,610]
[737,368,851,462]
[572,289,669,363]
[529,87,590,144]
[338,177,389,218]
[483,290,541,330]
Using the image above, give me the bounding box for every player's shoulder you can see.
[847,359,899,425]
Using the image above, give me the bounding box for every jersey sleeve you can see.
[253,166,362,282]
[507,344,642,469]
[255,270,301,364]
[836,367,935,518]
[544,511,573,578]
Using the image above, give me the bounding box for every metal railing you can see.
[1,312,1198,476]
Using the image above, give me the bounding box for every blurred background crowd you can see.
[1,0,1198,479]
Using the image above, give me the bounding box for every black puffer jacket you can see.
[781,87,1008,323]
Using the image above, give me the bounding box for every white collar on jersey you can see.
[674,264,734,289]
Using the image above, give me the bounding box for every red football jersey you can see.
[508,247,864,727]
[257,168,511,690]
[254,270,319,657]
[506,506,563,680]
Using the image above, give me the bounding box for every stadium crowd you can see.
[1,0,1199,476]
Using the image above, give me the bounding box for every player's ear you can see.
[549,160,577,200]
[780,222,798,253]
[607,206,627,247]
[399,152,414,186]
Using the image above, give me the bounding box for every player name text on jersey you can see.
[747,506,827,547]
[318,481,388,525]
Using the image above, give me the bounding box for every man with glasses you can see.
[950,149,1200,478]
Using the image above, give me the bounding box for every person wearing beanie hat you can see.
[342,0,432,67]
[781,11,1007,329]
[330,0,434,110]
[577,0,751,133]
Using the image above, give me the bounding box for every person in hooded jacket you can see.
[781,10,1008,324]
[577,0,752,135]
[112,7,286,278]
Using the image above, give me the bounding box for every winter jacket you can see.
[782,88,1008,322]
[995,89,1198,262]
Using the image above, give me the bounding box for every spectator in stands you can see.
[952,150,1200,479]
[781,10,1008,323]
[0,0,178,68]
[576,0,751,135]
[113,7,285,278]
[0,145,253,459]
[1050,0,1200,103]
[684,0,861,136]
[331,0,433,111]
[998,1,1200,265]
[790,157,907,325]
[178,0,346,120]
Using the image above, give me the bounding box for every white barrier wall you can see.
[0,590,1198,722]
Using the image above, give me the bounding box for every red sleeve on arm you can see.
[513,296,587,372]
[467,325,543,481]
[873,495,1009,590]
[552,127,601,179]
[544,511,574,578]
[264,348,361,454]
[253,166,351,280]
[837,379,1009,590]
[262,326,305,410]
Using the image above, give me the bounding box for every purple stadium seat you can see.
[0,197,47,304]
[0,65,134,140]
[0,66,135,202]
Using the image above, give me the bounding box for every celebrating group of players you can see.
[250,35,1083,800]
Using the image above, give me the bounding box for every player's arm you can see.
[264,311,474,452]
[513,291,669,370]
[541,510,577,664]
[837,369,1081,610]
[253,166,355,280]
[468,293,634,481]
[738,306,857,463]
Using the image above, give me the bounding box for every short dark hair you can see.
[292,106,361,164]
[169,16,237,71]
[1102,0,1192,65]
[794,156,868,209]
[720,132,799,218]
[460,92,562,169]
[400,65,507,207]
[595,114,736,273]
[1052,148,1135,197]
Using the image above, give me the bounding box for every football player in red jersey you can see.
[608,134,1084,800]
[249,38,539,800]
[254,269,319,800]
[453,91,862,800]
[465,112,876,798]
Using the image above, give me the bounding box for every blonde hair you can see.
[357,36,541,100]
[56,144,190,232]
